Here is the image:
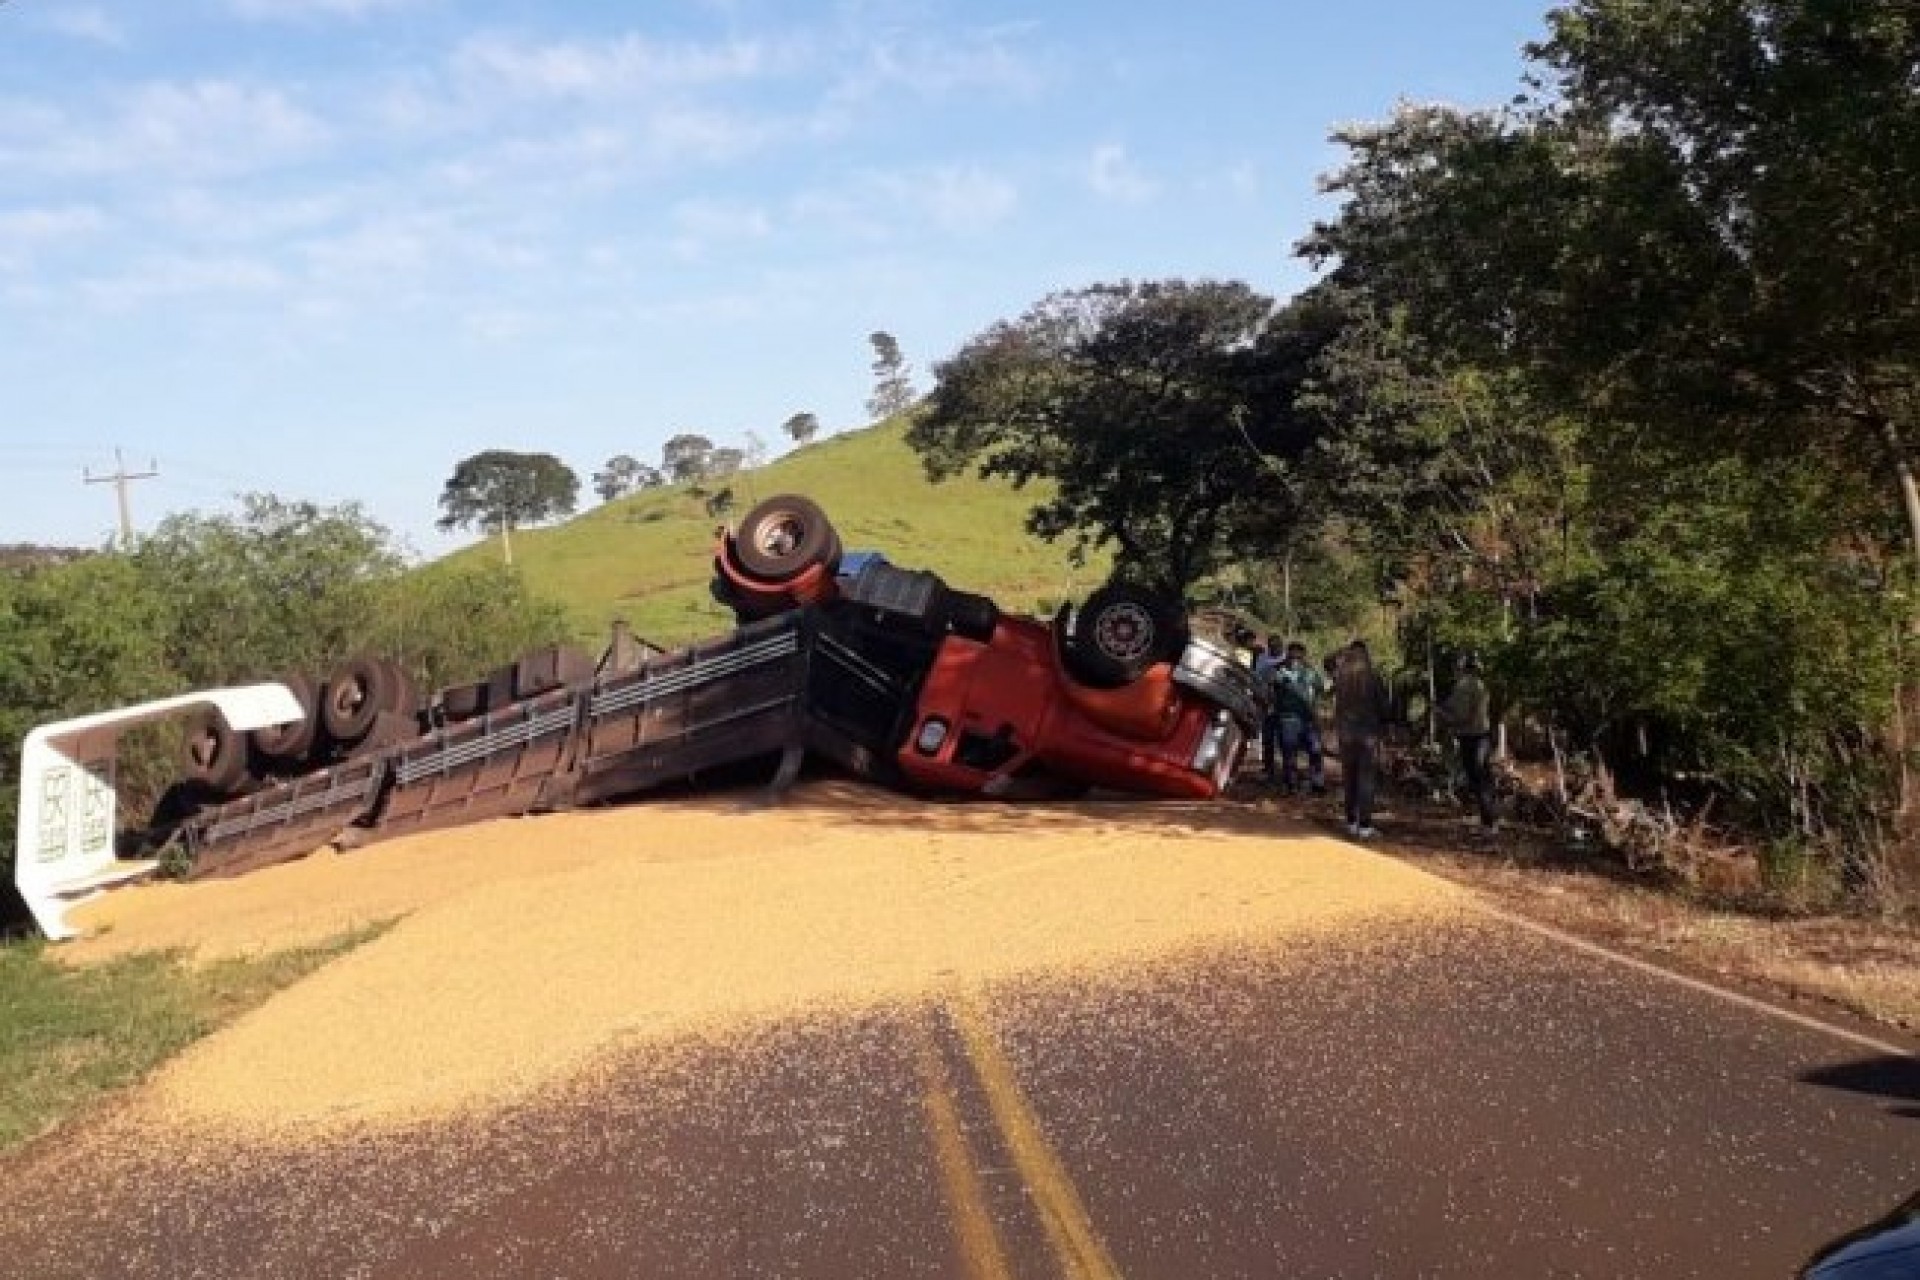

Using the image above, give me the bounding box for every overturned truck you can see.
[16,495,1259,938]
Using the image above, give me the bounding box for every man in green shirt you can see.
[1271,640,1328,794]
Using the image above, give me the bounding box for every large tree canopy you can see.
[661,433,714,484]
[435,450,579,537]
[1302,0,1920,562]
[909,279,1335,596]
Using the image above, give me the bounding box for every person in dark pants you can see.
[1252,635,1285,782]
[1439,652,1497,834]
[1332,639,1392,838]
[1272,641,1328,793]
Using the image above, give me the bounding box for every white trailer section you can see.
[14,684,302,940]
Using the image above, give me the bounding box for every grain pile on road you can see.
[66,781,1466,1140]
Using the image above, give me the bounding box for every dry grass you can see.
[1249,778,1920,1033]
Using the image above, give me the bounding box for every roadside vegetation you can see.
[0,923,386,1151]
[908,0,1920,915]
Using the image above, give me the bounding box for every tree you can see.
[1302,1,1920,579]
[661,433,714,484]
[707,447,745,478]
[782,412,821,446]
[1298,3,1920,877]
[436,450,579,565]
[909,280,1337,596]
[741,430,769,472]
[867,331,917,421]
[593,454,660,503]
[134,495,403,686]
[1298,290,1585,622]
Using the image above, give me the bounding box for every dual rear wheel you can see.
[175,657,419,797]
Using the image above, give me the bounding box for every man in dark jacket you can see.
[1332,639,1392,838]
[1271,641,1328,794]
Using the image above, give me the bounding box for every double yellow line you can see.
[914,994,1123,1280]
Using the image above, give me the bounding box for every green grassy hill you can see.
[441,421,1110,647]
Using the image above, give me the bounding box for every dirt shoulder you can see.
[1233,775,1920,1036]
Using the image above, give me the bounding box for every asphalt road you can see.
[5,904,1915,1279]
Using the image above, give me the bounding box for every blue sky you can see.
[1,0,1551,556]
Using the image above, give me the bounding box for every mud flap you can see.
[765,742,806,797]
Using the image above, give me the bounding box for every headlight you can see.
[915,717,950,755]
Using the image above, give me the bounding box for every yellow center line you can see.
[914,1021,1017,1280]
[947,995,1125,1280]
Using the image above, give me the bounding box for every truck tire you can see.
[249,671,319,764]
[733,495,841,583]
[1066,585,1188,687]
[179,711,250,794]
[320,655,395,746]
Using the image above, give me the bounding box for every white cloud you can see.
[788,188,891,243]
[1088,142,1156,203]
[838,22,1048,103]
[300,219,433,279]
[452,32,776,99]
[40,7,129,46]
[0,204,107,243]
[642,106,772,162]
[671,198,773,259]
[460,307,536,343]
[913,166,1018,233]
[229,0,419,18]
[154,188,346,244]
[80,254,285,310]
[0,205,108,275]
[0,81,329,178]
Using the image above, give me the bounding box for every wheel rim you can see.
[331,680,367,719]
[1093,602,1155,663]
[752,510,808,561]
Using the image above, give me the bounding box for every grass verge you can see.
[1242,778,1920,1033]
[0,922,388,1152]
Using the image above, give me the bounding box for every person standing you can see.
[1439,652,1498,834]
[1272,641,1328,794]
[1252,635,1286,782]
[1333,639,1391,838]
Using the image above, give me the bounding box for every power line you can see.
[83,447,159,549]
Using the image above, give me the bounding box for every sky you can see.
[1,0,1553,558]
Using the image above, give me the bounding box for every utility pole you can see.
[84,448,159,550]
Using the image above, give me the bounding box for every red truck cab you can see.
[899,611,1248,799]
[713,493,1260,801]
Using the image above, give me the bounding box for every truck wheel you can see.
[179,712,250,794]
[249,671,318,764]
[1067,585,1187,686]
[321,656,395,745]
[733,495,840,583]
